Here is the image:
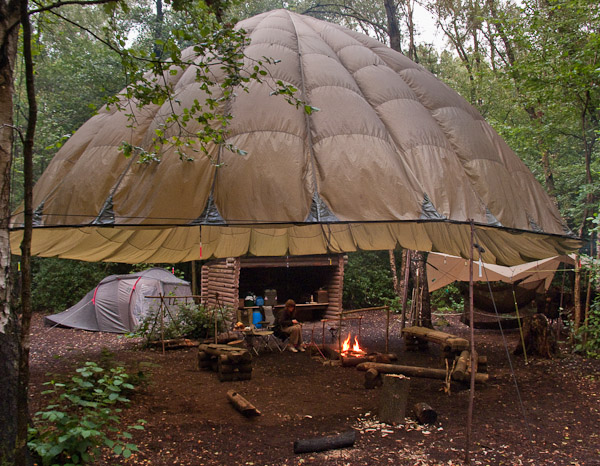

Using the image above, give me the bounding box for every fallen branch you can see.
[226,390,261,417]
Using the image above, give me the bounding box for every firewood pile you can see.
[197,343,252,382]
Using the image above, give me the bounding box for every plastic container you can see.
[252,310,263,328]
[255,296,265,306]
[244,294,255,307]
[264,289,277,306]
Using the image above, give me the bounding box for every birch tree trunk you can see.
[0,0,21,462]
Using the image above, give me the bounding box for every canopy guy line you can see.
[473,228,532,442]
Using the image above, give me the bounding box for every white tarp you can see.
[427,253,576,292]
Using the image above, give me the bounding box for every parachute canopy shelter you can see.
[45,268,192,333]
[10,9,579,265]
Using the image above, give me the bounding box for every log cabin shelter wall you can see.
[201,254,346,323]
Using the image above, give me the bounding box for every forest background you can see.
[1,0,598,464]
[11,0,598,313]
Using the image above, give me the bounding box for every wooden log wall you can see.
[323,254,345,320]
[201,257,240,313]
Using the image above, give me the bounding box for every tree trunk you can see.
[389,249,400,296]
[0,1,21,462]
[384,0,402,53]
[541,150,556,198]
[405,0,417,61]
[411,251,432,328]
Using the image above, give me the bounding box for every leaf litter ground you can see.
[29,312,600,465]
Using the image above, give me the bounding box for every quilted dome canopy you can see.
[10,9,579,264]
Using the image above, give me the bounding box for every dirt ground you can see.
[29,311,600,466]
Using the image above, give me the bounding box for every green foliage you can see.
[343,250,395,310]
[138,302,231,343]
[28,362,145,465]
[430,283,465,314]
[31,258,128,312]
[573,299,600,358]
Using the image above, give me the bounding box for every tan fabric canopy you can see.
[10,10,579,264]
[427,253,575,292]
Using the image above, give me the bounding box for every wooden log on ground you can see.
[218,372,252,382]
[402,326,469,353]
[341,356,367,367]
[367,352,398,363]
[453,350,470,381]
[413,402,437,425]
[357,362,489,384]
[364,368,382,389]
[198,344,251,363]
[226,390,261,417]
[293,430,356,454]
[477,355,487,372]
[218,361,253,374]
[444,337,470,353]
[378,374,410,425]
[466,349,478,377]
[148,338,199,349]
[219,352,252,365]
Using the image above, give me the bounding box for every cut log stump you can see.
[413,402,437,424]
[197,344,252,381]
[378,374,410,425]
[293,430,356,454]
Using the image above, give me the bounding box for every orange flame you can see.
[341,333,351,353]
[341,333,365,355]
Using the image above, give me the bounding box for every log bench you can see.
[401,326,469,358]
[198,343,252,381]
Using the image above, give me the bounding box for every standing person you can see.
[279,299,305,352]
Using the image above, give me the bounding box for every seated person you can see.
[278,299,305,353]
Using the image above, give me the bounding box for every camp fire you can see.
[340,333,366,357]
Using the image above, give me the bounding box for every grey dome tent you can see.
[9,9,579,265]
[44,268,192,333]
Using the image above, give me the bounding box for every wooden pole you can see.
[160,294,166,355]
[574,255,581,333]
[513,288,528,365]
[191,260,197,296]
[385,306,390,353]
[584,269,592,345]
[338,307,342,354]
[465,221,476,465]
[401,250,411,330]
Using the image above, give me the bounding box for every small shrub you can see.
[28,362,145,465]
[138,302,231,343]
[573,299,600,358]
[430,283,464,314]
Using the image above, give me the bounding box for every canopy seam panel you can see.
[286,11,328,222]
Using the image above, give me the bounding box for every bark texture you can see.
[0,0,20,462]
